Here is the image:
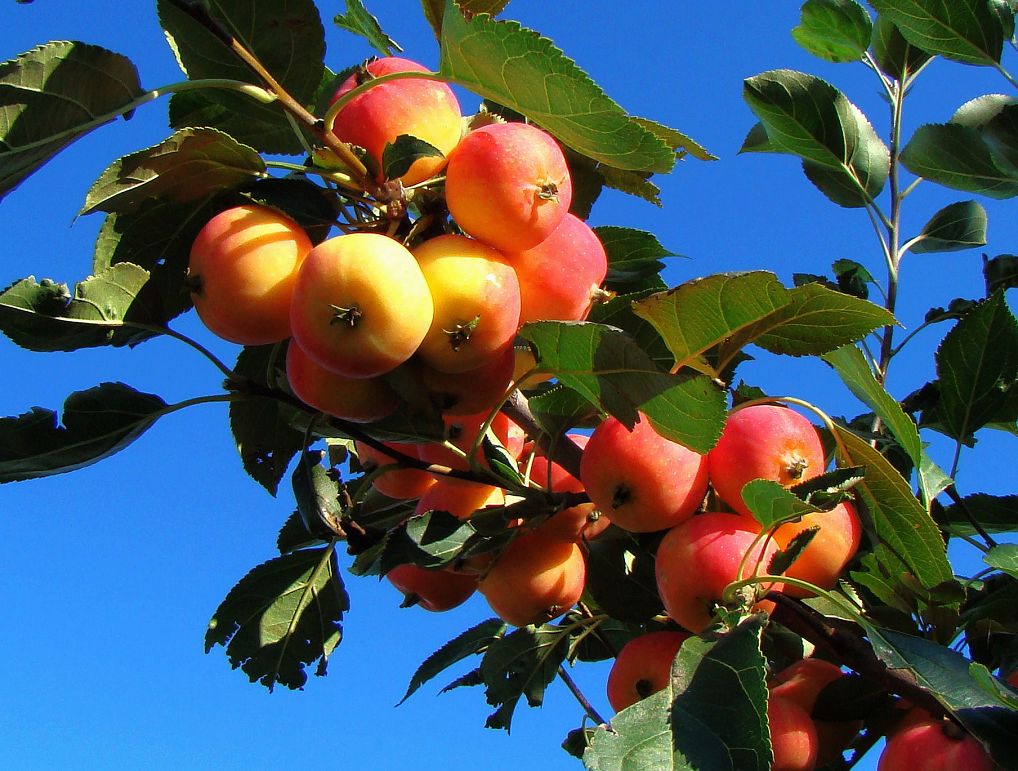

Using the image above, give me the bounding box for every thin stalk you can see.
[994,61,1018,91]
[558,666,608,726]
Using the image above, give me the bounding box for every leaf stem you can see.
[558,666,608,726]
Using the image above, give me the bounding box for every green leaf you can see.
[833,425,954,592]
[291,450,344,539]
[398,617,506,705]
[81,128,265,215]
[792,0,874,63]
[93,197,218,324]
[334,0,402,56]
[420,0,511,38]
[385,510,475,571]
[158,0,325,155]
[632,116,718,162]
[584,616,770,771]
[0,265,166,352]
[205,544,347,691]
[480,622,571,730]
[753,282,896,356]
[518,321,726,453]
[901,123,1018,198]
[381,134,444,180]
[632,272,790,369]
[0,382,166,483]
[868,0,1006,65]
[984,254,1018,294]
[0,41,144,200]
[941,493,1018,535]
[594,226,674,295]
[584,528,664,622]
[230,345,306,496]
[865,626,1018,769]
[588,290,674,369]
[909,200,988,253]
[438,3,676,173]
[986,544,1018,578]
[742,70,889,204]
[833,258,875,299]
[870,14,933,80]
[276,511,323,554]
[599,165,663,206]
[741,479,822,530]
[935,292,1018,441]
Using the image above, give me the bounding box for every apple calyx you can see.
[537,182,560,202]
[330,303,363,327]
[444,315,481,351]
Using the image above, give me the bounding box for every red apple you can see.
[606,630,688,712]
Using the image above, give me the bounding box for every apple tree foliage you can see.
[2,0,1018,768]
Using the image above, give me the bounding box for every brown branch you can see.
[767,593,947,719]
[164,0,379,195]
[503,389,585,480]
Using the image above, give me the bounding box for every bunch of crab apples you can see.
[185,56,611,626]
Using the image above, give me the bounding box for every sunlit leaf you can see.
[792,0,873,63]
[901,123,1018,198]
[205,544,347,691]
[81,128,265,215]
[868,0,1006,65]
[334,0,402,56]
[439,3,676,172]
[941,493,1018,535]
[594,226,674,295]
[870,14,932,79]
[0,265,164,351]
[0,41,144,199]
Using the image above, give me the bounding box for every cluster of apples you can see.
[185,56,613,625]
[187,56,608,427]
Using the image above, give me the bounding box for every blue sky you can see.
[1,3,1015,769]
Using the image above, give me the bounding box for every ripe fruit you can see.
[330,57,461,186]
[770,658,861,766]
[506,213,608,325]
[606,631,688,712]
[386,563,477,612]
[285,341,399,423]
[878,718,995,771]
[415,478,506,521]
[580,413,708,533]
[445,122,573,252]
[479,530,586,627]
[290,232,434,378]
[768,693,820,771]
[654,512,784,633]
[187,204,312,345]
[528,434,610,542]
[413,235,521,373]
[417,410,525,479]
[708,404,826,517]
[419,344,515,416]
[766,501,862,597]
[354,441,435,500]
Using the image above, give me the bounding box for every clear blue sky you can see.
[1,3,1014,769]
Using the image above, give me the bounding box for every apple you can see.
[386,563,477,612]
[444,122,573,252]
[413,234,521,374]
[708,404,827,517]
[329,56,461,186]
[417,410,525,481]
[527,434,610,542]
[415,478,506,521]
[606,630,688,712]
[878,718,995,771]
[768,693,820,771]
[765,501,862,597]
[289,232,434,378]
[505,213,608,324]
[354,441,436,500]
[187,204,311,345]
[579,413,708,533]
[655,511,784,634]
[479,530,586,627]
[418,344,515,416]
[285,340,399,423]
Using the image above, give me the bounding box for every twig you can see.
[558,666,609,726]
